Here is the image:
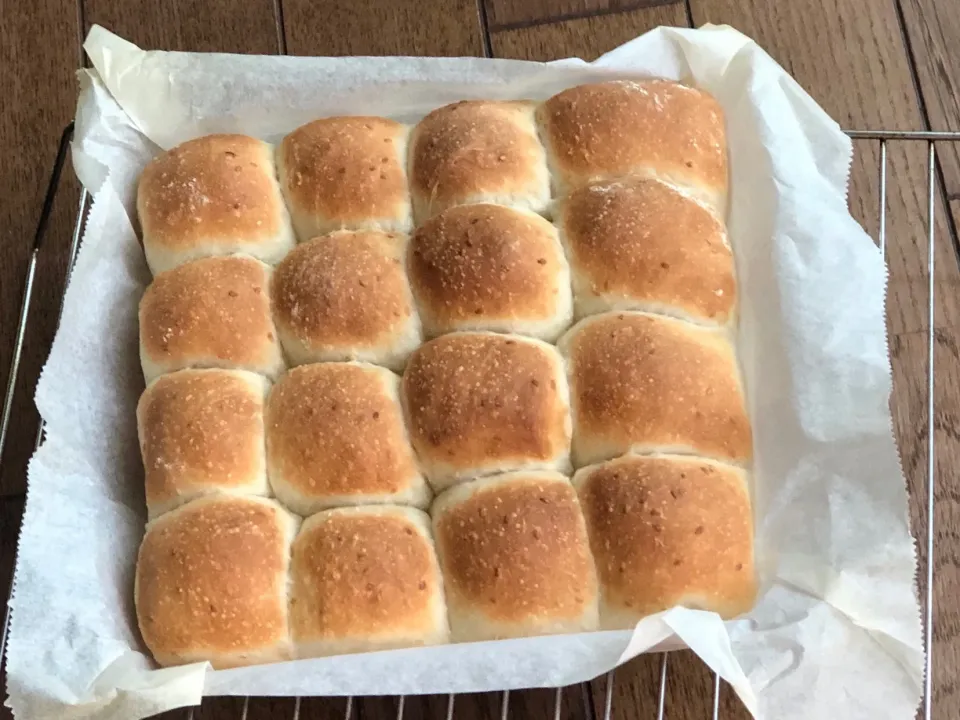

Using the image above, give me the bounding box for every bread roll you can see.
[289,505,448,657]
[431,471,598,641]
[137,134,295,275]
[139,254,285,382]
[277,117,412,240]
[402,332,571,491]
[134,495,297,669]
[573,454,756,626]
[272,230,422,371]
[407,204,573,341]
[558,312,750,468]
[266,363,429,516]
[409,100,550,222]
[538,81,727,215]
[137,369,270,519]
[557,177,735,324]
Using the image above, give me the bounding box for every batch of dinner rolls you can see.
[133,79,756,669]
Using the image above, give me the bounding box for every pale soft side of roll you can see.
[137,134,295,275]
[401,332,572,492]
[289,505,449,658]
[134,495,298,669]
[556,176,736,325]
[573,453,757,628]
[408,100,551,223]
[271,230,422,372]
[407,203,573,341]
[431,470,599,642]
[558,311,751,468]
[537,80,728,216]
[137,368,270,519]
[277,117,412,240]
[139,254,285,382]
[266,362,430,516]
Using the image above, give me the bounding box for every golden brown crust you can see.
[432,472,597,637]
[289,508,444,647]
[574,454,756,622]
[139,255,283,380]
[278,117,410,237]
[137,369,267,516]
[137,135,291,266]
[135,496,292,668]
[538,81,727,209]
[266,363,423,511]
[401,333,570,488]
[408,204,570,337]
[409,100,550,220]
[561,312,751,467]
[559,177,735,323]
[271,231,419,368]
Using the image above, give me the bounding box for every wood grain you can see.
[693,0,960,335]
[175,689,584,720]
[899,0,960,198]
[897,0,960,280]
[497,3,958,718]
[296,696,352,720]
[278,5,485,717]
[592,651,752,720]
[483,0,682,31]
[281,0,483,57]
[83,0,279,53]
[192,696,246,719]
[414,692,502,719]
[490,2,685,61]
[2,1,957,719]
[67,4,483,720]
[954,198,960,251]
[493,7,742,719]
[593,656,660,720]
[373,694,449,720]
[691,1,960,717]
[890,327,960,718]
[79,4,286,719]
[0,1,82,498]
[858,137,958,336]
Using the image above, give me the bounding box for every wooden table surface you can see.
[2,1,959,718]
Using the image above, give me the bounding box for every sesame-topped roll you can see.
[558,312,750,468]
[407,204,572,341]
[272,230,422,372]
[402,332,571,491]
[431,471,598,641]
[573,454,756,627]
[277,117,412,239]
[538,80,728,216]
[137,134,295,274]
[139,254,285,382]
[409,100,551,222]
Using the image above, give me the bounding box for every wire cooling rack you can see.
[1,124,957,720]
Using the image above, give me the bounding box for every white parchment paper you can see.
[4,23,923,720]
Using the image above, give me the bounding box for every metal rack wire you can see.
[1,125,956,720]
